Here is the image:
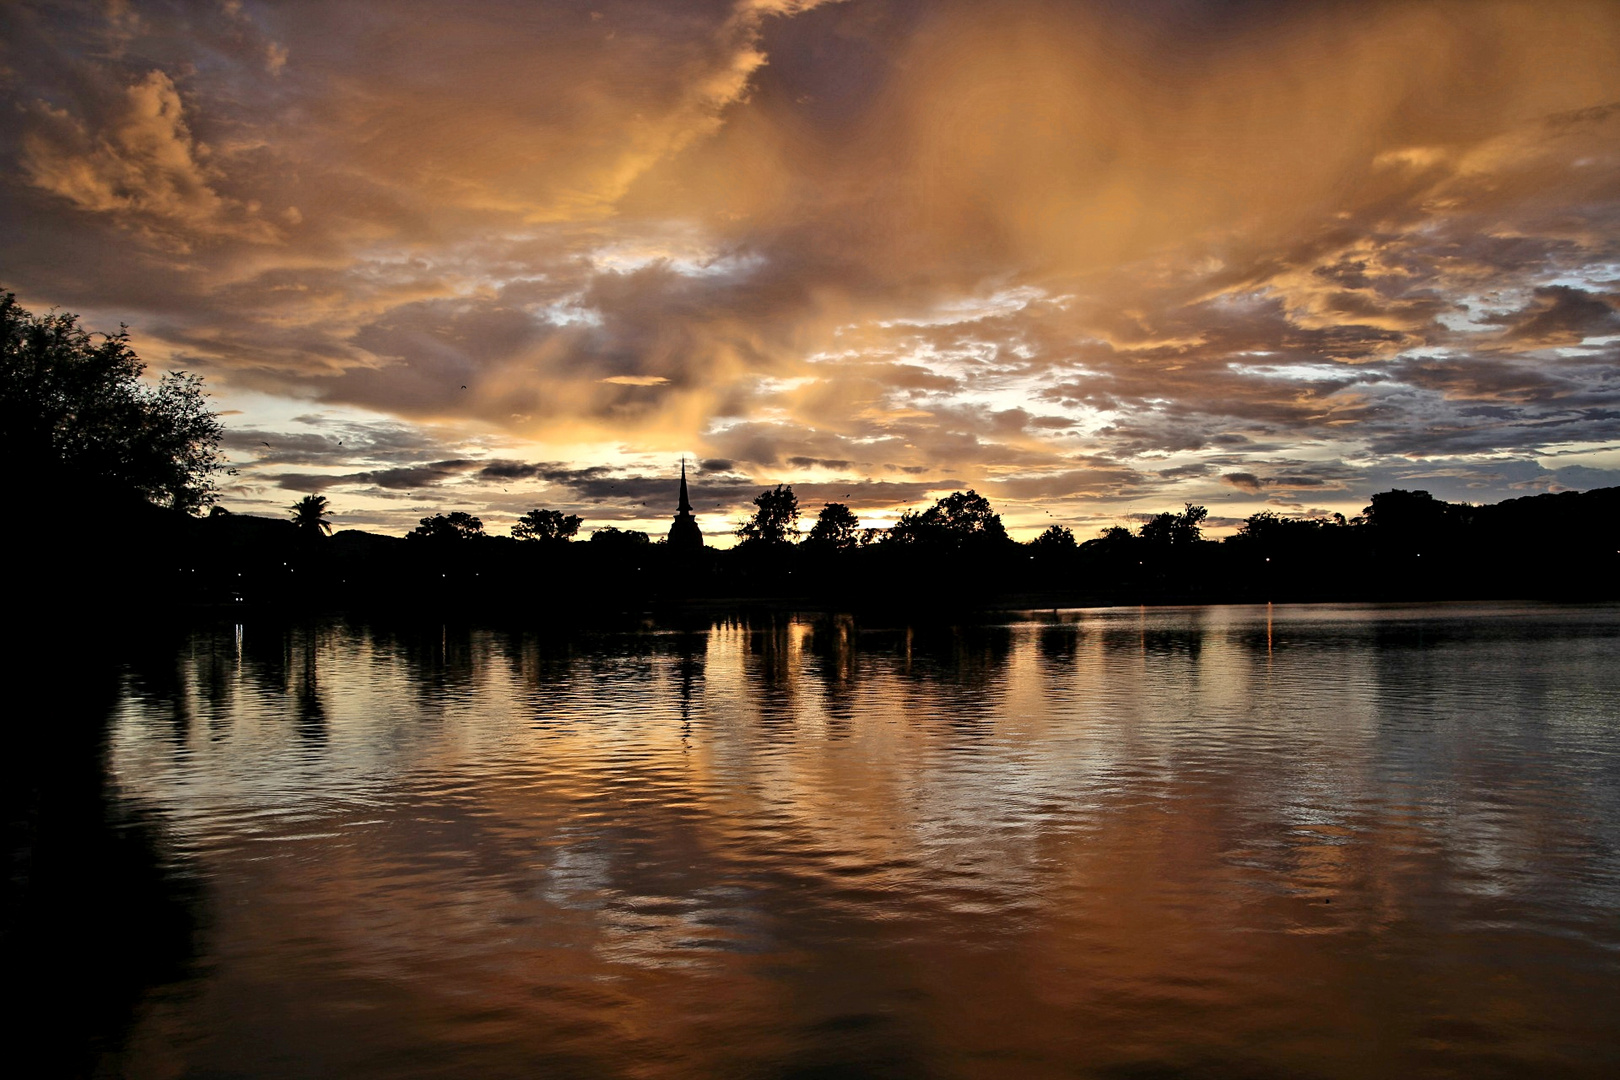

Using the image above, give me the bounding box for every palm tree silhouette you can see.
[290,494,332,536]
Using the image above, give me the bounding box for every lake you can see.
[79,603,1620,1077]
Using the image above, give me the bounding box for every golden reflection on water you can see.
[103,604,1620,1078]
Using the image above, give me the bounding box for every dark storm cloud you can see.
[1489,286,1620,345]
[260,471,347,493]
[1362,407,1620,459]
[354,460,479,490]
[475,460,553,481]
[1223,472,1264,493]
[259,455,483,494]
[1385,354,1610,407]
[1221,472,1334,494]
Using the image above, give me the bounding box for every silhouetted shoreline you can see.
[32,484,1619,618]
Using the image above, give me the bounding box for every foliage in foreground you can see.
[2,290,228,512]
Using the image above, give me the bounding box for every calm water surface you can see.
[101,604,1620,1078]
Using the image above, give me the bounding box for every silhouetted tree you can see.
[1358,489,1471,593]
[1028,523,1078,553]
[1139,513,1175,544]
[1363,489,1454,537]
[290,494,332,536]
[512,507,582,542]
[589,526,651,547]
[2,290,227,512]
[1075,525,1143,598]
[1235,510,1283,540]
[409,512,485,541]
[1140,503,1207,545]
[736,485,800,546]
[1230,510,1347,546]
[1223,510,1351,596]
[887,490,1009,549]
[806,502,860,550]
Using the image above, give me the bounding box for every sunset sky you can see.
[4,0,1618,541]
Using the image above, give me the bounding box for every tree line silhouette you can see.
[151,480,1617,612]
[9,288,1616,612]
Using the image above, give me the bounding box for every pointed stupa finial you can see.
[668,456,703,550]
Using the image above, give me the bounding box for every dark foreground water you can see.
[79,604,1620,1077]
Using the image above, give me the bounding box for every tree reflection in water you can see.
[3,632,202,1077]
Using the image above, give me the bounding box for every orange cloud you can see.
[22,70,282,249]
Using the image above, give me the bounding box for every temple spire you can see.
[667,457,703,550]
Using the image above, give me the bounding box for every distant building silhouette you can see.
[667,459,704,551]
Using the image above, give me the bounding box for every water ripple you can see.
[101,603,1620,1078]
